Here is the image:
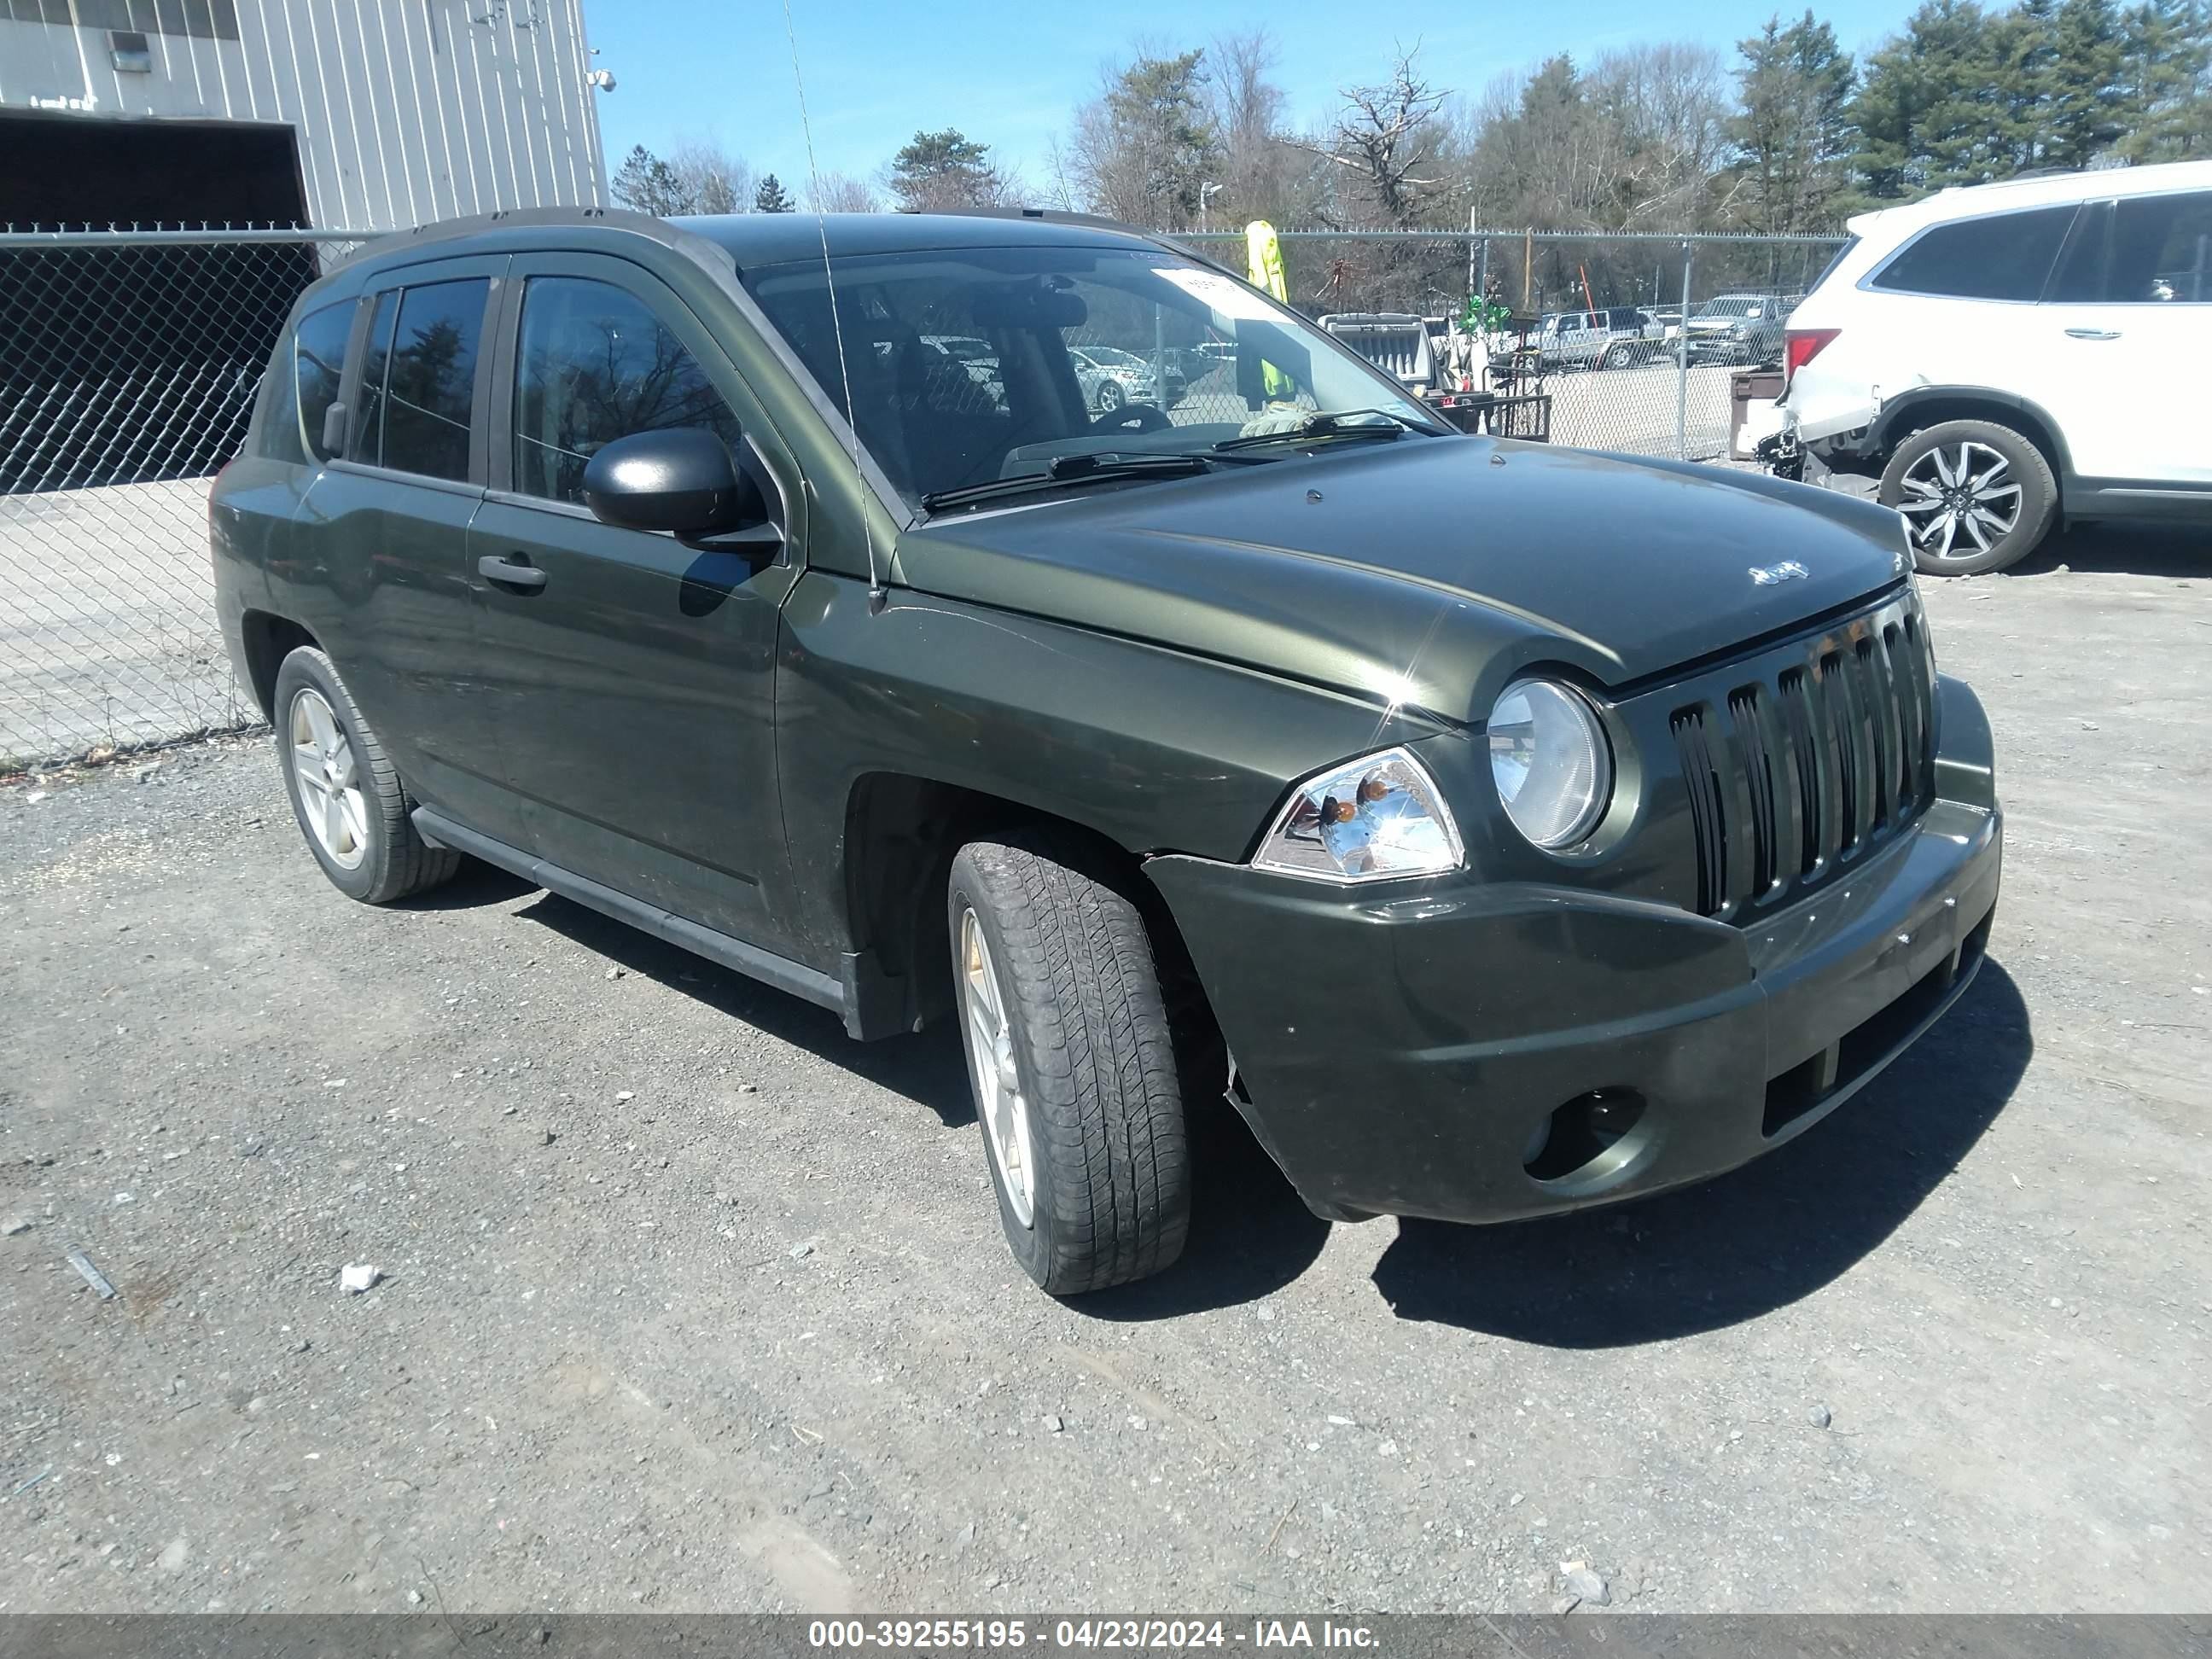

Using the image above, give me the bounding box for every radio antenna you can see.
[781,0,884,612]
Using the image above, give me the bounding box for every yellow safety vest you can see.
[1244,220,1295,401]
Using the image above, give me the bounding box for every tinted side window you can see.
[380,280,488,480]
[2113,191,2212,303]
[511,276,742,504]
[296,300,355,462]
[1869,205,2079,301]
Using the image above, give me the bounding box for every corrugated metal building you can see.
[0,0,609,230]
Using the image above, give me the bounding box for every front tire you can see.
[946,834,1190,1295]
[273,646,461,904]
[1095,381,1126,415]
[1881,419,2058,575]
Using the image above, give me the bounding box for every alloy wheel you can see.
[289,687,370,869]
[958,906,1037,1228]
[1898,441,2024,562]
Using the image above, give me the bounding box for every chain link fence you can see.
[1184,227,1847,457]
[1,223,1842,770]
[1,227,370,768]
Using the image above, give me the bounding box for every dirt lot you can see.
[2,523,2206,1615]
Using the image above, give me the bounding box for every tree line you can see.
[612,0,2206,237]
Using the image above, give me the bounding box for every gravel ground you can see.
[1,522,2206,1616]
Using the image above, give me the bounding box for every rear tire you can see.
[273,646,461,904]
[1880,418,2058,576]
[946,833,1190,1295]
[1600,343,1626,370]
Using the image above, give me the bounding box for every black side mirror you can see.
[581,428,765,538]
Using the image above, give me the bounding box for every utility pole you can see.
[1200,182,1222,235]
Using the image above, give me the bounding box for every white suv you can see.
[1781,160,2211,574]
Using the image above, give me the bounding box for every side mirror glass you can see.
[580,428,765,538]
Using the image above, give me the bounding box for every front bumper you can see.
[1146,682,2003,1226]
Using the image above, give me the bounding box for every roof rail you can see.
[903,205,1155,236]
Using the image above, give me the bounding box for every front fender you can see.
[772,570,1447,958]
[1933,672,1997,812]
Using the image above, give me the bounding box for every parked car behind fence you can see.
[1531,306,1669,370]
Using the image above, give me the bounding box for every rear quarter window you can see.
[1868,205,2080,301]
[253,297,353,466]
[295,300,355,462]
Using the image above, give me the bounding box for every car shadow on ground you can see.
[405,865,979,1126]
[2006,521,2203,579]
[1366,958,2033,1346]
[399,862,1333,1305]
[1075,1091,1334,1321]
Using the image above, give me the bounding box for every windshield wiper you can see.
[1211,407,1442,452]
[919,452,1219,512]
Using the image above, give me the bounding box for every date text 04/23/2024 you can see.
[805,1621,1379,1650]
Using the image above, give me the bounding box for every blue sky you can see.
[585,0,1926,201]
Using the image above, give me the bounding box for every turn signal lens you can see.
[1253,747,1464,884]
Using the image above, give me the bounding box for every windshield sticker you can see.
[1155,267,1281,323]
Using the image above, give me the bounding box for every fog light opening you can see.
[1523,1088,1649,1185]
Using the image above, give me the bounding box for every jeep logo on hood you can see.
[1749,560,1811,585]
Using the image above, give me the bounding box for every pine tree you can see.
[1846,0,2011,201]
[887,130,1006,211]
[610,145,685,217]
[1732,12,1857,232]
[1078,49,1221,229]
[753,174,795,213]
[2117,0,2212,159]
[2044,0,2131,168]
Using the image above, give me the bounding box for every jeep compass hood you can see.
[900,438,1909,721]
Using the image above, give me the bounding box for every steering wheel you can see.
[1091,403,1172,436]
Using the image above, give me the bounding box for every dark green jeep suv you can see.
[211,208,2003,1295]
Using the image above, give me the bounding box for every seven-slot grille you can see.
[1671,599,1938,919]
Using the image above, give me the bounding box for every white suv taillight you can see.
[1784,328,1839,389]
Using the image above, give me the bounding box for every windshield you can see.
[742,244,1441,509]
[1695,298,1766,318]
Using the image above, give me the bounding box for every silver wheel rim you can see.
[958,906,1036,1229]
[1898,440,2024,562]
[288,687,370,870]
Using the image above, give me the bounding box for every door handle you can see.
[479,554,547,591]
[2064,328,2122,341]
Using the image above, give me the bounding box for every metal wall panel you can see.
[0,0,607,230]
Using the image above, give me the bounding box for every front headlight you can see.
[1253,747,1464,883]
[1488,679,1613,849]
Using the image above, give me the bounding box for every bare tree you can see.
[807,171,881,213]
[1452,44,1736,231]
[1206,29,1324,227]
[1299,46,1452,228]
[1590,44,1734,224]
[666,139,754,215]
